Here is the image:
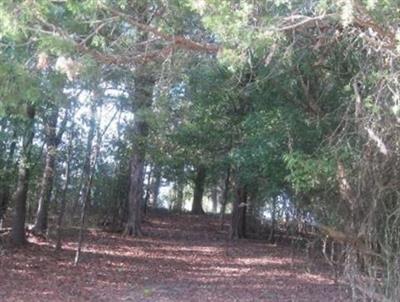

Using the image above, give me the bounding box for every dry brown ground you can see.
[0,213,349,301]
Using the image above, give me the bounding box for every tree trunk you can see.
[125,61,155,236]
[114,160,129,230]
[11,104,35,246]
[125,151,145,236]
[0,135,17,228]
[32,106,59,234]
[74,99,101,265]
[220,166,230,228]
[74,173,93,265]
[74,101,98,265]
[230,183,247,240]
[143,164,152,215]
[150,166,161,208]
[123,2,156,235]
[173,178,184,212]
[55,130,73,251]
[191,165,206,215]
[239,194,247,238]
[268,197,277,243]
[211,186,218,213]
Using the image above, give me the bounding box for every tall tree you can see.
[125,64,155,236]
[55,125,74,251]
[74,98,98,264]
[11,104,36,245]
[32,104,67,234]
[124,2,157,236]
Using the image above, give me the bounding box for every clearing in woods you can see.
[0,213,349,301]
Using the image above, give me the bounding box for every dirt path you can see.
[0,213,349,301]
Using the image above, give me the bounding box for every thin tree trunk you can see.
[143,164,152,215]
[115,160,129,230]
[172,164,184,212]
[239,191,247,238]
[74,172,94,265]
[74,102,97,265]
[0,135,17,228]
[211,186,218,213]
[191,165,206,215]
[230,182,247,240]
[220,166,230,228]
[70,177,83,218]
[55,130,73,251]
[268,197,277,243]
[173,178,184,212]
[150,166,161,208]
[74,174,94,265]
[74,97,116,263]
[230,184,241,240]
[11,104,35,246]
[32,107,59,234]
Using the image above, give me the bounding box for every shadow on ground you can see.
[0,213,349,302]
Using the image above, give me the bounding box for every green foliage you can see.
[0,60,41,115]
[284,152,335,193]
[38,36,75,55]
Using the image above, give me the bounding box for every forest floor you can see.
[0,212,349,302]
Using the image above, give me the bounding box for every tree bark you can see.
[124,2,156,236]
[125,64,155,236]
[32,106,60,234]
[143,164,152,215]
[125,151,145,236]
[211,186,218,213]
[268,197,277,243]
[11,104,35,246]
[74,171,93,265]
[173,178,184,212]
[230,183,247,240]
[150,166,161,208]
[220,166,230,228]
[191,165,206,215]
[239,193,247,238]
[55,130,73,251]
[114,160,129,230]
[74,101,98,265]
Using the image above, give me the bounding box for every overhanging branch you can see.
[104,6,220,54]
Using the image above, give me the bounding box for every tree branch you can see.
[104,6,219,54]
[277,14,336,31]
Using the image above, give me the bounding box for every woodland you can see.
[0,0,399,301]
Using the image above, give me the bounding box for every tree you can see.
[125,64,156,236]
[0,50,42,245]
[0,128,17,228]
[11,104,36,245]
[191,165,206,214]
[55,124,74,251]
[32,103,68,234]
[74,98,97,264]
